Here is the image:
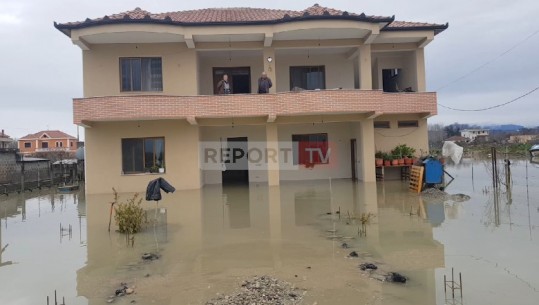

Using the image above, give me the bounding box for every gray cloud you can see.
[1,0,538,139]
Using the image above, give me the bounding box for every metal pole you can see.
[459,272,463,298]
[444,275,447,294]
[54,290,57,305]
[452,268,455,298]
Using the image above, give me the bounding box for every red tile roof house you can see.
[55,4,447,194]
[18,130,77,154]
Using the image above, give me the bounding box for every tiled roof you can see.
[55,4,448,36]
[20,130,76,140]
[384,20,448,34]
[56,4,393,28]
[0,131,10,138]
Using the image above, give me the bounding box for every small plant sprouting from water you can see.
[358,212,376,237]
[112,189,147,235]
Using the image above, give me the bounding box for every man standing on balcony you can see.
[257,72,272,94]
[216,74,232,94]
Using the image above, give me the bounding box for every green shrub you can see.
[113,190,147,234]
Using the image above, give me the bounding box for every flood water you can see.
[0,159,538,305]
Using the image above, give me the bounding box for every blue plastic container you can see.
[423,158,443,184]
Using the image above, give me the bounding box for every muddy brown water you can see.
[0,159,538,305]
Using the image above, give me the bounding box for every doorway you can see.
[213,67,251,94]
[222,137,249,185]
[350,139,357,181]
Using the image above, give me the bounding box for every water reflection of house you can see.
[55,4,447,194]
[79,180,444,304]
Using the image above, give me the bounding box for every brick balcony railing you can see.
[73,90,437,124]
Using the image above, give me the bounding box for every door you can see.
[213,67,251,94]
[350,139,357,181]
[222,137,249,185]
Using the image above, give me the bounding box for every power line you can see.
[438,85,539,111]
[435,30,539,91]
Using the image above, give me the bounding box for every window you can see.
[70,142,74,147]
[56,142,63,148]
[290,66,326,90]
[24,142,31,148]
[374,121,391,129]
[398,120,419,128]
[292,134,329,165]
[120,57,163,92]
[41,142,48,148]
[122,137,165,174]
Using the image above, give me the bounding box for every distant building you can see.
[508,134,538,144]
[460,129,489,141]
[445,136,469,144]
[18,130,77,154]
[0,130,15,149]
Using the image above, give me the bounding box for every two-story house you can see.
[55,4,447,194]
[18,130,78,154]
[460,129,489,142]
[0,130,15,149]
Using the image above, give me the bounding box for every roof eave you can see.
[382,22,449,35]
[54,14,395,33]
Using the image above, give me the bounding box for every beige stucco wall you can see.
[277,122,354,181]
[82,43,198,97]
[373,115,429,156]
[197,53,264,95]
[275,53,355,92]
[84,120,201,194]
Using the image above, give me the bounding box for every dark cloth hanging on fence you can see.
[145,178,176,201]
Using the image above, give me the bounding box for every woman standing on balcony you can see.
[216,74,232,94]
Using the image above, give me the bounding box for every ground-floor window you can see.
[292,133,329,165]
[374,121,391,129]
[398,120,419,128]
[122,137,165,174]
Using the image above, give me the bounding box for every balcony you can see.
[73,89,437,125]
[35,148,71,153]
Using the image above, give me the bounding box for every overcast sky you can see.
[0,0,538,139]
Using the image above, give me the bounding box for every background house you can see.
[460,129,489,142]
[18,130,77,155]
[0,130,15,149]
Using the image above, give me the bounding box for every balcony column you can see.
[358,44,372,90]
[357,119,376,182]
[415,48,426,92]
[263,48,277,93]
[266,123,280,186]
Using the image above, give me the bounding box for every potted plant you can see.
[391,154,399,166]
[383,153,391,166]
[150,165,160,173]
[375,151,384,166]
[158,161,165,173]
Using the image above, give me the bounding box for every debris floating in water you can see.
[141,253,159,261]
[205,275,304,305]
[348,251,359,258]
[359,263,378,271]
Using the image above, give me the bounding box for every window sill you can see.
[122,172,166,176]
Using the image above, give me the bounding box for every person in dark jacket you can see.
[257,72,272,94]
[216,74,232,94]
